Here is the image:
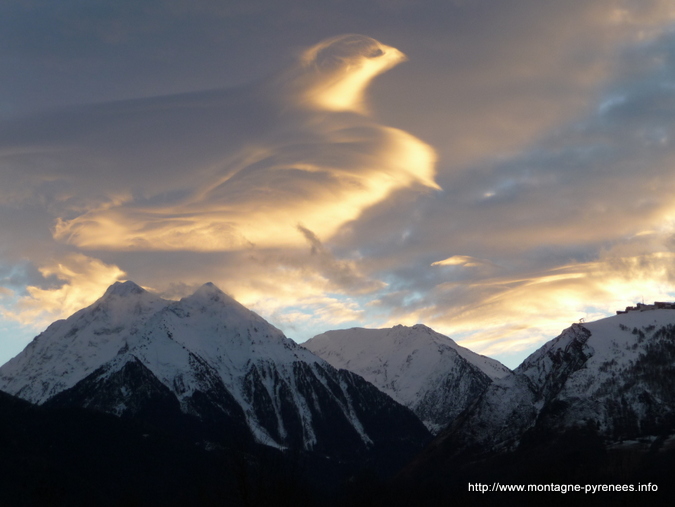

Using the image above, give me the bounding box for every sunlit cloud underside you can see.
[51,35,438,252]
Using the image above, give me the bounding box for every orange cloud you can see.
[431,255,497,268]
[2,254,126,329]
[297,34,407,114]
[51,35,438,252]
[423,251,675,358]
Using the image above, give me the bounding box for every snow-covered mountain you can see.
[0,281,430,457]
[304,324,510,433]
[429,307,675,458]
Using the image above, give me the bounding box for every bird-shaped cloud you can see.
[5,34,440,252]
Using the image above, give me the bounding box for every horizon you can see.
[2,278,669,371]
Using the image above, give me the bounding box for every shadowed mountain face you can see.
[3,293,675,504]
[0,281,430,472]
[394,310,675,505]
[0,388,390,507]
[0,390,252,507]
[434,312,675,461]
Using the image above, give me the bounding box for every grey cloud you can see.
[296,225,383,294]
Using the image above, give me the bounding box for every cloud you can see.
[0,35,438,254]
[431,255,497,269]
[1,254,126,329]
[293,34,407,114]
[377,247,675,362]
[296,224,385,294]
[329,21,675,365]
[3,3,675,369]
[253,294,368,339]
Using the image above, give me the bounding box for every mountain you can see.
[370,305,675,506]
[0,386,356,507]
[0,389,251,506]
[4,290,675,505]
[0,281,430,466]
[397,307,675,504]
[433,308,675,457]
[304,324,510,433]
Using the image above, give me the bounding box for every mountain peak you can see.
[182,282,244,310]
[197,281,220,292]
[103,280,145,297]
[392,324,431,333]
[191,282,228,299]
[0,277,431,459]
[304,325,510,433]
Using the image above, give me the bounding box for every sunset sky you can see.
[3,0,675,368]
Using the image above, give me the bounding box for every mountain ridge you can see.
[404,307,675,479]
[2,286,675,503]
[0,281,430,459]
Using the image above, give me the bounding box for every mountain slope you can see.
[304,324,510,433]
[0,389,254,507]
[0,282,430,460]
[414,308,675,465]
[0,281,167,404]
[389,309,675,506]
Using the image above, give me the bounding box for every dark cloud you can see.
[296,224,384,294]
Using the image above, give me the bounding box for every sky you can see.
[3,0,675,369]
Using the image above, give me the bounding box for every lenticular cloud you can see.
[38,35,439,252]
